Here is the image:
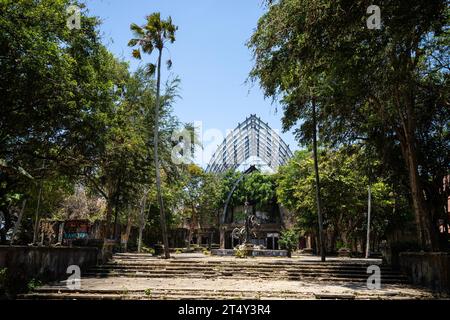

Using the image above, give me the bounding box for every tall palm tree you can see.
[128,13,177,259]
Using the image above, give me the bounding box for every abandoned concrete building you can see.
[173,115,296,250]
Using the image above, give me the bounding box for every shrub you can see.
[141,246,155,255]
[279,229,299,258]
[336,240,348,250]
[144,288,152,296]
[0,267,31,299]
[27,278,42,292]
[234,245,247,258]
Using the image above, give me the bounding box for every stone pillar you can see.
[220,228,225,249]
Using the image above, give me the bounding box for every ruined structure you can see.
[198,115,296,250]
[206,114,293,174]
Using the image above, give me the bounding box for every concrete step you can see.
[22,254,412,300]
[20,286,314,300]
[87,262,405,277]
[86,268,407,279]
[21,291,310,300]
[84,256,407,285]
[88,266,400,276]
[80,272,408,284]
[104,261,389,267]
[102,262,393,271]
[20,287,419,300]
[108,258,383,265]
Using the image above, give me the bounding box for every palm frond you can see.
[142,42,154,54]
[132,49,142,59]
[128,38,139,47]
[130,23,144,37]
[146,63,156,77]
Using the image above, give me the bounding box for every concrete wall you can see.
[399,252,450,292]
[0,246,98,282]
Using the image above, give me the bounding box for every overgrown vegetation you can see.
[279,229,299,258]
[0,267,40,299]
[0,1,447,261]
[234,246,248,259]
[0,1,191,249]
[248,0,449,251]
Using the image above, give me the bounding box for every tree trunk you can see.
[32,181,43,244]
[397,119,437,251]
[113,190,121,241]
[404,138,435,250]
[105,200,113,239]
[0,218,5,243]
[154,48,170,259]
[0,204,10,244]
[122,211,132,253]
[312,98,326,262]
[10,199,26,245]
[137,190,148,253]
[330,227,337,253]
[365,185,372,258]
[187,228,192,249]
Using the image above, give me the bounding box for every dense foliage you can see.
[277,146,411,251]
[0,1,186,246]
[248,0,449,250]
[1,1,447,256]
[279,229,299,257]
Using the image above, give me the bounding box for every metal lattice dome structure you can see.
[206,115,293,173]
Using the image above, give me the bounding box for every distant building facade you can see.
[206,114,293,174]
[181,115,296,250]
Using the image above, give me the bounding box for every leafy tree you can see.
[129,13,178,259]
[279,229,299,258]
[121,69,183,251]
[0,1,188,250]
[198,172,223,225]
[81,65,181,241]
[248,0,449,250]
[277,147,402,252]
[0,0,130,243]
[276,150,317,236]
[177,164,222,246]
[241,172,277,209]
[55,185,105,221]
[218,170,244,210]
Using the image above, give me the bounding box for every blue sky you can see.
[84,0,299,166]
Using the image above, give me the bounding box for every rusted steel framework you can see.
[206,115,293,173]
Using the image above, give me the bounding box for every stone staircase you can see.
[23,288,319,300]
[82,253,408,284]
[21,253,415,300]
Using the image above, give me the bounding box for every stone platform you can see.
[211,249,288,257]
[20,253,445,300]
